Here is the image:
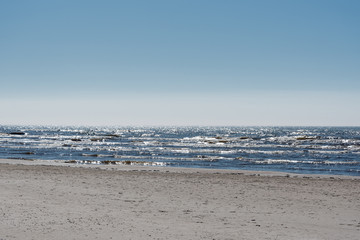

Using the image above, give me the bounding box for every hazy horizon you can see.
[1,0,359,126]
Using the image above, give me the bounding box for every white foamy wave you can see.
[171,148,190,154]
[254,159,301,164]
[253,159,359,165]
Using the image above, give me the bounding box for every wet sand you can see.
[1,159,359,240]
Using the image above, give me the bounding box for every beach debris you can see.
[183,210,192,214]
[65,160,77,164]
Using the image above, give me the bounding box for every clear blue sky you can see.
[1,0,359,126]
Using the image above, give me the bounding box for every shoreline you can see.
[1,159,360,239]
[1,158,359,180]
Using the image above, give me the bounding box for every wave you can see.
[253,159,360,165]
[1,125,360,176]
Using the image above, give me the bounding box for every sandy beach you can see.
[1,159,359,240]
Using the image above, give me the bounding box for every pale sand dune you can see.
[0,159,359,240]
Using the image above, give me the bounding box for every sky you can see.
[1,0,359,126]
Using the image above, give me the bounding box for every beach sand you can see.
[1,159,359,240]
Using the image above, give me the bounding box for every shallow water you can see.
[1,126,359,176]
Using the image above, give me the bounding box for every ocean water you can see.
[0,125,359,176]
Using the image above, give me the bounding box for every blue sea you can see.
[1,125,359,176]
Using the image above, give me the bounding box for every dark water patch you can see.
[9,132,27,135]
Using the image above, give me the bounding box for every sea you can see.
[1,125,359,176]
